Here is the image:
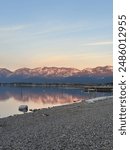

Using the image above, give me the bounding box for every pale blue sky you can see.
[0,0,112,70]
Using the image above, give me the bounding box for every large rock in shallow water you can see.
[19,105,28,113]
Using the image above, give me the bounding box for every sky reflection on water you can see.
[0,87,112,118]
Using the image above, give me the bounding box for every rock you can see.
[18,105,28,113]
[29,108,40,112]
[42,113,49,117]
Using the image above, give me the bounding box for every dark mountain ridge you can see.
[0,66,113,84]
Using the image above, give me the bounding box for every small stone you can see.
[18,105,28,113]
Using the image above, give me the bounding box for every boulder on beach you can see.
[18,105,28,113]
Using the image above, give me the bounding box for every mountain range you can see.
[0,66,113,84]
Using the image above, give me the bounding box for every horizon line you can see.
[0,65,113,72]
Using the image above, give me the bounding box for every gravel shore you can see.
[0,98,113,150]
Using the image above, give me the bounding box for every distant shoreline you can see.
[0,83,113,92]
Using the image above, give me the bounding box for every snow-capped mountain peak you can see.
[0,66,113,83]
[0,68,12,77]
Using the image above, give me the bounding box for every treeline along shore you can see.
[0,82,113,92]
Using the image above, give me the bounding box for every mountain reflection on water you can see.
[0,87,112,118]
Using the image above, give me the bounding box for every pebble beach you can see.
[0,98,113,150]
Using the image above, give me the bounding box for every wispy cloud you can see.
[81,41,113,46]
[0,24,31,44]
[31,22,89,37]
[0,25,28,32]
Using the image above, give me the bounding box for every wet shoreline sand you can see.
[0,98,113,150]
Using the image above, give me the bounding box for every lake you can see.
[0,86,112,118]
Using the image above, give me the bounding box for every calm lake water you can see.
[0,87,112,118]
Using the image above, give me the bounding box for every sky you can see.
[0,0,112,70]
